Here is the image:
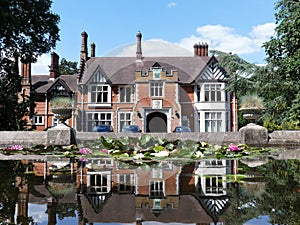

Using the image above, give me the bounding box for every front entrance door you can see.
[146,112,167,132]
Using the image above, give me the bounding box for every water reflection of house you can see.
[76,159,236,224]
[15,161,77,225]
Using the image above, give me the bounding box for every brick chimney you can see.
[194,42,209,57]
[136,31,142,61]
[80,31,88,61]
[49,52,60,79]
[21,63,31,81]
[91,42,96,57]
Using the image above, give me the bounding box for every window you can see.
[119,174,133,192]
[52,117,69,126]
[205,84,222,102]
[152,68,162,79]
[150,181,164,197]
[87,112,112,131]
[205,160,223,166]
[119,86,132,103]
[88,173,110,193]
[205,112,222,132]
[90,85,110,103]
[196,84,201,102]
[119,112,132,132]
[205,176,224,194]
[33,115,44,125]
[150,81,163,97]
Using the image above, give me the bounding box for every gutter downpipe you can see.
[81,85,84,131]
[45,93,48,129]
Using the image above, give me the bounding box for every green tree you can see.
[263,0,300,127]
[211,50,260,127]
[0,0,60,130]
[59,58,78,75]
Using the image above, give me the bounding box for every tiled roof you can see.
[31,75,77,93]
[80,56,212,85]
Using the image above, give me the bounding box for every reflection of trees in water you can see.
[0,161,32,224]
[257,159,300,224]
[222,160,300,225]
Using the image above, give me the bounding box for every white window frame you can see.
[119,86,132,103]
[152,68,162,79]
[150,181,164,197]
[204,112,222,132]
[118,112,132,132]
[33,115,44,125]
[87,112,112,132]
[88,84,111,107]
[196,83,225,102]
[204,84,222,102]
[150,81,164,97]
[205,176,224,194]
[88,171,111,194]
[118,174,133,192]
[52,117,69,127]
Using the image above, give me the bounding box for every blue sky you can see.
[32,0,278,74]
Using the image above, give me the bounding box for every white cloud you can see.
[168,2,177,7]
[250,22,276,48]
[177,23,276,56]
[31,54,51,75]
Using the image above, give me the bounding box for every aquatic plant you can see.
[0,134,282,164]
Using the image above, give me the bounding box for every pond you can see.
[0,157,299,225]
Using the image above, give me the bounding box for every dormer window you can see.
[151,63,162,79]
[153,68,162,79]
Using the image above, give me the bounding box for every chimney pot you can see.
[91,42,96,57]
[80,31,88,61]
[136,31,142,61]
[49,52,60,79]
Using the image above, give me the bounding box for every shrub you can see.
[50,97,73,108]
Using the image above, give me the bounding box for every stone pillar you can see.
[47,124,76,146]
[239,123,268,146]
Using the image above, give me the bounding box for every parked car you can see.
[93,125,114,132]
[173,126,191,133]
[121,125,141,133]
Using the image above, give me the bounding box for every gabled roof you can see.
[31,75,77,93]
[80,56,213,85]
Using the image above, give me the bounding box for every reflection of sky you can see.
[27,203,78,225]
[28,203,47,224]
[244,215,271,225]
[25,204,272,225]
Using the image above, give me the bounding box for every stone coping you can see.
[1,129,300,149]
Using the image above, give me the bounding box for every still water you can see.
[0,157,299,225]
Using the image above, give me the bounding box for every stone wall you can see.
[1,125,300,149]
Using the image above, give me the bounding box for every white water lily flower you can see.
[151,150,169,157]
[195,151,204,158]
[133,153,144,160]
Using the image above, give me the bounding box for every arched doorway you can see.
[146,112,167,132]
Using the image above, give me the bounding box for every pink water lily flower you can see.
[79,147,92,155]
[101,149,109,154]
[8,145,23,151]
[228,144,240,151]
[79,157,88,162]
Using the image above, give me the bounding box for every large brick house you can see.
[76,31,233,133]
[21,31,235,132]
[20,52,77,131]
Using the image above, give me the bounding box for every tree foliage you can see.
[212,0,300,129]
[59,58,78,75]
[262,0,300,128]
[0,0,60,130]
